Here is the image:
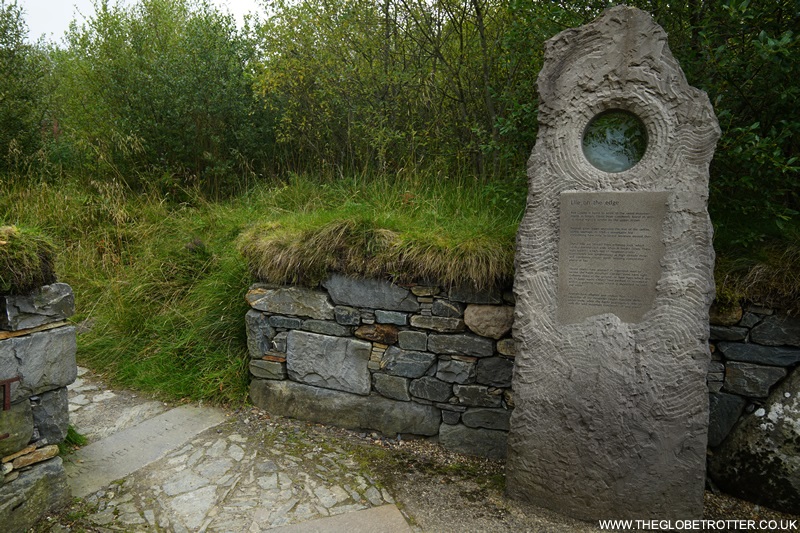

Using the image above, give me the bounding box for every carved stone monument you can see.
[508,6,719,520]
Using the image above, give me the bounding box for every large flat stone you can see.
[0,283,74,331]
[324,274,419,312]
[286,331,371,395]
[63,405,226,497]
[718,342,800,367]
[245,310,274,358]
[31,387,70,445]
[250,379,440,436]
[380,346,435,378]
[723,362,787,398]
[750,314,800,347]
[439,423,507,459]
[0,399,33,457]
[0,457,69,532]
[427,333,494,357]
[269,504,412,533]
[0,326,77,403]
[708,392,747,448]
[246,285,334,320]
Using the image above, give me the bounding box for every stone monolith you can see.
[508,6,719,520]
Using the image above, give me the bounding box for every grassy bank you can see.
[0,173,524,405]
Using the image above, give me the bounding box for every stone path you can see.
[60,367,413,532]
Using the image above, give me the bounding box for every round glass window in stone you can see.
[582,109,648,173]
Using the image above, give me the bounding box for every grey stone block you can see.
[432,299,464,318]
[372,374,410,401]
[250,379,440,436]
[707,392,746,448]
[0,399,33,457]
[381,346,435,378]
[441,410,461,425]
[0,283,74,331]
[428,333,494,357]
[269,315,303,329]
[435,358,476,384]
[398,330,427,351]
[0,327,77,403]
[718,342,800,367]
[462,407,512,431]
[246,285,334,319]
[272,331,288,353]
[723,362,787,398]
[287,331,371,395]
[453,384,502,407]
[409,376,452,402]
[31,387,69,446]
[439,423,507,459]
[738,312,762,329]
[751,314,800,347]
[0,457,69,532]
[324,274,419,312]
[249,359,287,380]
[301,319,351,337]
[709,326,748,342]
[496,338,516,356]
[476,357,514,387]
[245,310,274,358]
[409,315,465,333]
[464,305,514,339]
[375,310,408,326]
[334,306,361,326]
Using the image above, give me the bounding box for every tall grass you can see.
[0,171,525,404]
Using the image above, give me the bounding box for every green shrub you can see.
[0,225,57,295]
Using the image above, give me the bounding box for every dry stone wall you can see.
[246,273,515,460]
[0,282,77,532]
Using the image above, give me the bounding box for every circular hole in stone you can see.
[582,109,648,172]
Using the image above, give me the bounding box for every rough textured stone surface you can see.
[435,358,476,384]
[709,326,748,342]
[334,306,361,326]
[300,319,351,337]
[441,410,461,425]
[723,362,786,398]
[0,457,69,532]
[431,299,464,318]
[464,305,514,339]
[250,379,440,436]
[249,359,287,380]
[380,347,435,378]
[0,283,74,331]
[409,377,452,402]
[397,330,427,351]
[709,369,800,514]
[739,312,762,329]
[462,407,512,431]
[447,286,502,305]
[0,327,77,403]
[709,303,743,327]
[409,315,465,333]
[453,384,502,408]
[427,333,493,357]
[750,315,800,347]
[496,338,516,357]
[438,423,507,460]
[324,274,419,312]
[269,315,303,329]
[708,392,747,448]
[718,342,800,367]
[31,387,69,446]
[286,331,371,395]
[372,374,410,401]
[0,399,33,457]
[355,324,399,344]
[374,310,408,326]
[246,285,334,320]
[476,357,514,388]
[508,6,718,520]
[245,310,274,358]
[12,444,59,468]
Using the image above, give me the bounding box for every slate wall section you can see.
[1,283,76,531]
[246,274,515,460]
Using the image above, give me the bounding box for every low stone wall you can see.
[0,283,77,531]
[247,274,515,460]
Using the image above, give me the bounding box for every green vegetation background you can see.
[0,0,797,404]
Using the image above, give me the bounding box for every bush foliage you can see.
[0,225,56,295]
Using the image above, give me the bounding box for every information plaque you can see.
[557,191,668,324]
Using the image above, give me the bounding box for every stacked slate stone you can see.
[246,273,515,460]
[0,283,77,531]
[706,303,800,514]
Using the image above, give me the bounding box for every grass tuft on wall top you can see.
[0,225,57,295]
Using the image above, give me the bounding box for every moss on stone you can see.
[0,225,57,295]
